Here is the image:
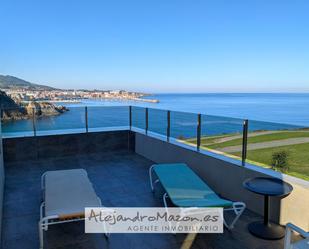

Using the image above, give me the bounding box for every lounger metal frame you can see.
[39,172,108,249]
[284,223,309,249]
[149,165,246,230]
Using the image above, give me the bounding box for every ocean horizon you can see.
[2,93,309,137]
[65,93,309,125]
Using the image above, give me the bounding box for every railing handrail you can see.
[4,104,309,168]
[129,105,306,128]
[0,105,305,128]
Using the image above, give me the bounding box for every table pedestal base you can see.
[248,221,285,240]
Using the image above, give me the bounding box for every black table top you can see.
[243,177,293,197]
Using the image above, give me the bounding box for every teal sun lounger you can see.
[149,163,246,229]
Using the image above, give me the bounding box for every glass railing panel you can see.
[35,106,85,135]
[200,114,244,160]
[148,108,167,137]
[88,106,129,131]
[170,111,197,147]
[247,119,309,180]
[131,106,146,131]
[1,107,35,137]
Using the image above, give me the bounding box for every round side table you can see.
[243,177,293,240]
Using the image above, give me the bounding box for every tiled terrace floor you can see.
[3,151,288,249]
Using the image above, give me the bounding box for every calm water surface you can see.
[2,93,309,137]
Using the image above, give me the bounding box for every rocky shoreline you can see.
[1,102,69,122]
[0,91,68,121]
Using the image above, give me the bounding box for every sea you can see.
[2,93,309,138]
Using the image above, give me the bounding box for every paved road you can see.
[220,137,309,153]
[210,130,281,144]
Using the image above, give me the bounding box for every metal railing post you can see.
[145,108,148,135]
[85,106,88,133]
[129,106,132,130]
[167,110,171,142]
[197,114,201,151]
[32,107,36,136]
[242,119,249,166]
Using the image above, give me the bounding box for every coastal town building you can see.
[1,88,159,103]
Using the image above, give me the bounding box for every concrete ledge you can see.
[3,130,135,162]
[135,132,309,230]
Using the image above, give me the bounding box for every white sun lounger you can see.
[39,169,104,249]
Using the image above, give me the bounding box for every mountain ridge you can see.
[0,75,57,90]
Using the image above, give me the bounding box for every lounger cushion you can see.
[44,169,100,217]
[153,163,232,208]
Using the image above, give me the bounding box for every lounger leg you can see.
[284,225,292,249]
[149,165,159,192]
[163,193,169,208]
[163,193,176,235]
[40,202,48,231]
[41,173,46,190]
[39,220,44,249]
[224,202,246,230]
[96,197,110,238]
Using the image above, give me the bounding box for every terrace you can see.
[0,106,308,249]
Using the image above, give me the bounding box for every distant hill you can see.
[0,75,57,90]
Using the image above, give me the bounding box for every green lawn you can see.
[205,131,309,149]
[184,130,309,181]
[232,143,309,181]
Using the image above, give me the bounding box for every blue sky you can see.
[1,0,308,92]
